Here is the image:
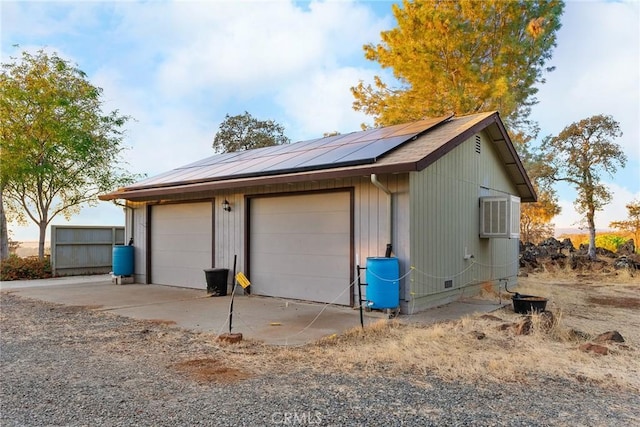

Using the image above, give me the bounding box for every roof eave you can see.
[414,112,537,203]
[99,161,418,201]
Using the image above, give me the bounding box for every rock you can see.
[519,248,539,268]
[579,343,609,355]
[594,331,625,343]
[514,318,532,335]
[614,256,640,270]
[596,247,617,258]
[561,238,575,252]
[617,239,635,255]
[470,331,486,340]
[498,323,515,331]
[567,329,591,341]
[540,237,562,249]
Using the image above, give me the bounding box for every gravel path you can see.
[1,293,638,427]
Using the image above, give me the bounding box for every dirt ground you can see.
[2,266,639,426]
[263,268,640,392]
[516,272,640,345]
[158,266,640,393]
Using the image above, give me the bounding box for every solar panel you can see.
[338,135,413,163]
[128,115,452,189]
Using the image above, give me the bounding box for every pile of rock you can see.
[519,237,640,272]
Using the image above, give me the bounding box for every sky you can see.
[2,0,639,241]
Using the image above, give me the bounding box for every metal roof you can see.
[100,112,537,202]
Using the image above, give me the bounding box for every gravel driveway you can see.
[1,293,638,427]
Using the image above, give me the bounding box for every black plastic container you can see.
[204,268,229,296]
[512,293,548,314]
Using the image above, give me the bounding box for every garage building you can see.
[100,111,535,314]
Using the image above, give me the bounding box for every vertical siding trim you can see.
[243,193,251,293]
[349,187,355,307]
[146,205,152,284]
[211,199,216,269]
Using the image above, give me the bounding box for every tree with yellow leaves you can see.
[351,0,564,129]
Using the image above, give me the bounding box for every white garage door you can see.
[151,202,212,288]
[250,192,351,305]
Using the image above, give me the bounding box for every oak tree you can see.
[512,126,561,243]
[213,111,289,153]
[1,49,135,259]
[541,115,627,260]
[351,0,564,129]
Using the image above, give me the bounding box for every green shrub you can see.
[0,255,52,281]
[578,234,629,253]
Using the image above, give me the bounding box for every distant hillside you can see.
[13,242,50,258]
[554,227,616,238]
[554,228,586,237]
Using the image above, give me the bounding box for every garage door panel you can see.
[151,203,212,288]
[252,254,348,278]
[254,212,350,234]
[255,199,347,215]
[250,234,349,256]
[152,266,208,287]
[152,234,211,252]
[250,192,351,305]
[251,274,347,302]
[153,250,211,268]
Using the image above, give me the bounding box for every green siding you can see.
[408,131,519,313]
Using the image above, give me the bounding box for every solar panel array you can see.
[130,115,451,189]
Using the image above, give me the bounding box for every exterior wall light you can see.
[222,199,232,212]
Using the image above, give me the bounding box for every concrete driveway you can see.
[1,275,506,345]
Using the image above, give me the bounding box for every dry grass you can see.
[210,270,640,392]
[273,314,637,391]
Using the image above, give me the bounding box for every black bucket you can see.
[204,268,229,296]
[512,293,548,314]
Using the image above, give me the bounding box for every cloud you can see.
[110,1,388,100]
[93,1,392,173]
[553,181,640,231]
[533,1,639,159]
[276,66,380,138]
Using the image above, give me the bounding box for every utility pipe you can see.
[370,174,393,256]
[113,200,135,244]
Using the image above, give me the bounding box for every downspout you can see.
[370,174,393,257]
[113,200,134,245]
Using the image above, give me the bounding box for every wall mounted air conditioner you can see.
[479,195,520,239]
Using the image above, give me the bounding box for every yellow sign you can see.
[235,272,251,289]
